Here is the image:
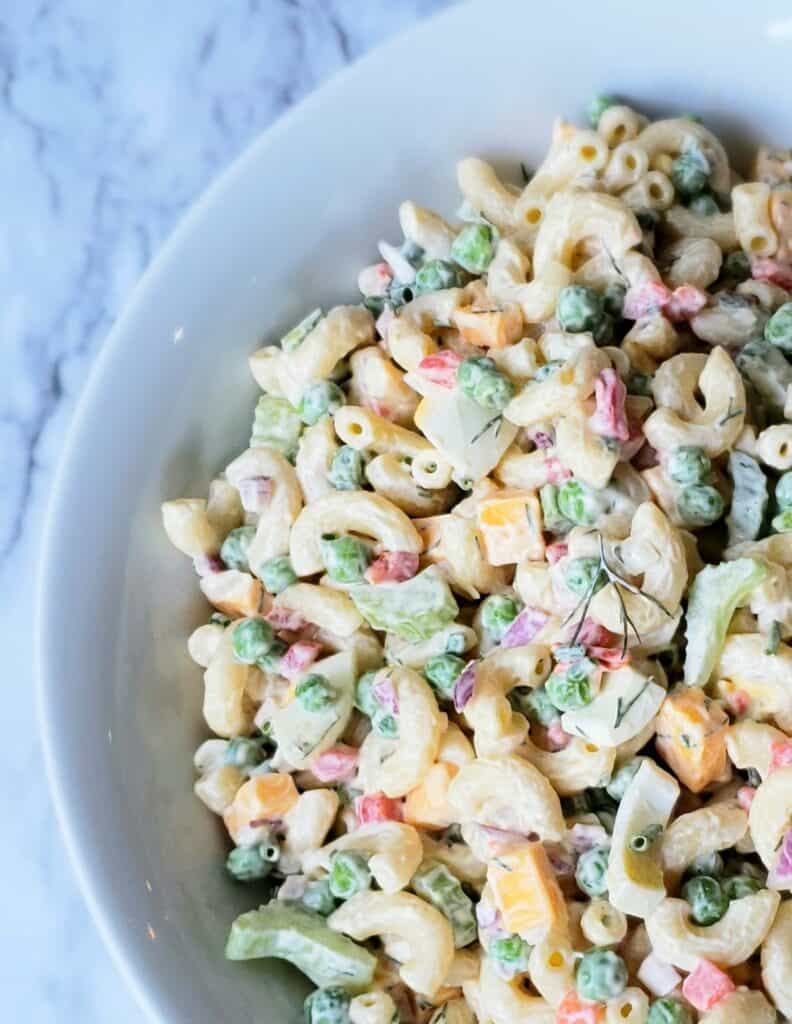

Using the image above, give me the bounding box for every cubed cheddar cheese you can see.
[487,841,567,942]
[223,773,299,845]
[655,688,729,793]
[477,490,545,565]
[452,304,523,349]
[403,762,459,830]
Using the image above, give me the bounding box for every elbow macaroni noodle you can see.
[162,97,792,1021]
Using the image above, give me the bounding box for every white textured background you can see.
[0,2,452,1018]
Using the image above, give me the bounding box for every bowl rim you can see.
[34,3,463,1019]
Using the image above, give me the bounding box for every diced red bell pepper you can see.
[770,739,792,773]
[312,744,359,783]
[665,284,708,321]
[752,257,792,290]
[545,456,572,484]
[546,541,569,564]
[556,990,605,1024]
[682,960,735,1012]
[623,281,672,320]
[365,551,420,584]
[417,350,464,388]
[354,792,403,824]
[280,641,322,680]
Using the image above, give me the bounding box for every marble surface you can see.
[1,2,453,1019]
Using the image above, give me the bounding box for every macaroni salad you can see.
[162,95,792,1024]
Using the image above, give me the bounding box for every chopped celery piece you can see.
[683,558,767,687]
[251,395,303,458]
[225,903,375,992]
[350,567,458,641]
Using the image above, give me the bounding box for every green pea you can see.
[414,259,464,295]
[320,533,372,583]
[220,526,256,571]
[412,861,477,947]
[722,874,761,900]
[556,285,605,334]
[304,987,352,1024]
[489,933,532,969]
[776,472,792,511]
[671,144,711,198]
[546,659,596,712]
[554,644,587,663]
[257,637,288,673]
[765,302,792,354]
[457,356,515,412]
[251,395,304,458]
[451,222,497,273]
[667,446,711,485]
[372,710,399,738]
[480,594,520,640]
[282,308,322,353]
[328,446,367,491]
[587,93,618,129]
[232,618,276,665]
[677,484,725,527]
[299,381,345,426]
[329,851,372,900]
[682,874,728,925]
[629,824,663,853]
[575,845,610,898]
[627,372,653,397]
[224,737,267,770]
[564,556,607,597]
[296,674,335,712]
[301,878,338,917]
[722,250,751,283]
[260,555,297,595]
[687,851,724,878]
[445,631,468,655]
[226,840,279,882]
[773,508,792,533]
[540,483,571,533]
[424,654,465,700]
[509,685,560,726]
[689,193,719,216]
[606,758,645,802]
[354,671,380,718]
[576,949,628,1002]
[557,479,601,526]
[602,283,626,318]
[647,997,693,1024]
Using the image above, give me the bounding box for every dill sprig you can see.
[563,532,673,656]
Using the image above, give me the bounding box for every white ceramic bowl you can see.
[37,1,792,1020]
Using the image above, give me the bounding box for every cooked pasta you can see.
[164,95,792,1024]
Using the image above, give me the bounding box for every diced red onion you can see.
[546,542,568,565]
[569,822,610,852]
[373,675,400,715]
[545,456,571,484]
[544,720,573,751]
[265,607,308,632]
[770,739,792,773]
[775,826,792,878]
[417,350,463,389]
[736,786,756,811]
[529,429,554,449]
[665,284,708,322]
[193,554,225,577]
[623,281,672,320]
[589,368,630,443]
[238,475,273,512]
[501,607,550,649]
[453,660,477,711]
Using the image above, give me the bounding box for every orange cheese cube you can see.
[452,304,524,349]
[223,772,299,844]
[477,490,545,565]
[403,762,459,830]
[655,688,729,793]
[487,841,567,941]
